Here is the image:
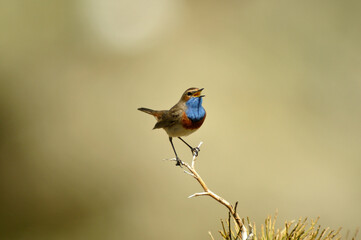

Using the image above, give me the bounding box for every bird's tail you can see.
[138,107,163,119]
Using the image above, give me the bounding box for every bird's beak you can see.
[194,88,205,97]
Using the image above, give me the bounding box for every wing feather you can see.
[153,107,183,129]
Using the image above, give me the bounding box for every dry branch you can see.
[166,142,245,238]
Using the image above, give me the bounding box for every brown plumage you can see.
[138,88,206,166]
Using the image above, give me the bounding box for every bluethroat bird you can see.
[138,88,206,166]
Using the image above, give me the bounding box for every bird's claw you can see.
[191,147,200,157]
[175,157,183,167]
[165,157,183,167]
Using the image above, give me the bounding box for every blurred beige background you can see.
[0,0,360,239]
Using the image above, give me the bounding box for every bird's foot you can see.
[164,157,184,167]
[191,147,200,157]
[175,157,183,167]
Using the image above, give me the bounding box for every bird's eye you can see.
[187,92,192,96]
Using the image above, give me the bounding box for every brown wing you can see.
[153,107,183,129]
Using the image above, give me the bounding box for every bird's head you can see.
[180,88,205,102]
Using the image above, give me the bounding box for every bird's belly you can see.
[164,123,198,137]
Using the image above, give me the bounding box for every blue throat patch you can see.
[185,97,206,122]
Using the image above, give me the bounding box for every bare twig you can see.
[241,224,248,240]
[208,231,215,240]
[228,212,232,240]
[167,141,244,237]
